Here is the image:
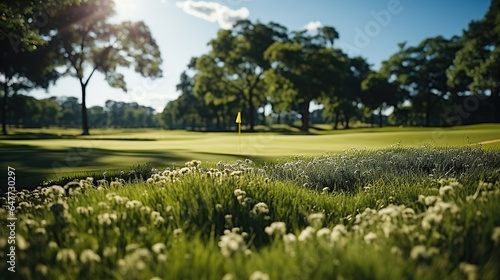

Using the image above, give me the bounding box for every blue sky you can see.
[31,0,491,112]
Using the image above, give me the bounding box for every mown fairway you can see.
[1,124,500,188]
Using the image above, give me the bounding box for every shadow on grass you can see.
[0,144,271,191]
[0,144,191,191]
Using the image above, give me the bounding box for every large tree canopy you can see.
[381,36,461,126]
[265,27,345,131]
[194,20,288,131]
[49,0,163,135]
[448,0,500,122]
[0,0,77,134]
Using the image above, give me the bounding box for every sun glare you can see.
[114,0,138,16]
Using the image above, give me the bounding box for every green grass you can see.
[1,149,500,279]
[1,124,500,188]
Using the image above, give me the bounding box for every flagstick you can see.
[236,112,242,154]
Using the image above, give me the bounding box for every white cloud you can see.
[304,21,322,31]
[176,1,250,29]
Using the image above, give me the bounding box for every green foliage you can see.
[448,0,500,122]
[1,148,500,279]
[193,20,288,131]
[264,27,346,132]
[381,36,462,127]
[48,0,163,135]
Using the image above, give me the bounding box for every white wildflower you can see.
[80,249,101,264]
[459,262,478,280]
[151,243,166,254]
[492,227,500,245]
[249,271,270,280]
[56,248,77,264]
[307,213,325,228]
[265,222,287,237]
[363,232,377,244]
[251,202,269,216]
[218,229,248,257]
[298,226,316,242]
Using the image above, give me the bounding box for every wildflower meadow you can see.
[1,146,499,279]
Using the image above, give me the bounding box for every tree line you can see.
[0,95,159,128]
[1,0,499,134]
[163,0,499,131]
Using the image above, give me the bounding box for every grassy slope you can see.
[1,148,499,279]
[1,124,500,188]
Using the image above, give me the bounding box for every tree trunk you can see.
[261,106,266,126]
[491,87,500,123]
[333,110,339,130]
[425,92,431,127]
[301,97,311,132]
[248,89,255,131]
[2,83,8,135]
[371,114,374,127]
[379,106,384,128]
[81,82,90,135]
[277,113,281,124]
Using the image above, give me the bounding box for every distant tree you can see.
[38,97,60,127]
[381,36,461,126]
[88,106,107,128]
[265,27,345,131]
[194,20,288,131]
[321,56,370,129]
[361,71,402,127]
[49,0,162,135]
[58,96,81,127]
[448,0,500,122]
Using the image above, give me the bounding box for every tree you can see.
[265,27,345,131]
[0,39,59,134]
[0,0,83,52]
[321,56,370,129]
[381,36,461,126]
[0,0,84,134]
[448,0,500,122]
[194,20,288,131]
[361,71,402,127]
[49,0,162,135]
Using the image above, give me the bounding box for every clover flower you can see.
[410,245,439,260]
[439,185,455,196]
[330,224,348,245]
[316,228,331,240]
[251,202,269,216]
[298,226,316,242]
[103,246,117,257]
[151,243,166,254]
[307,213,325,228]
[126,200,143,209]
[492,227,500,245]
[56,248,77,264]
[363,232,377,244]
[265,222,287,237]
[119,247,152,276]
[97,212,118,225]
[80,249,101,264]
[459,262,478,280]
[249,271,270,280]
[218,229,248,257]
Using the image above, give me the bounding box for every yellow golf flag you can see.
[235,112,241,123]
